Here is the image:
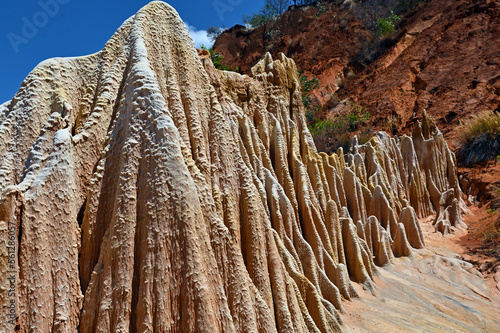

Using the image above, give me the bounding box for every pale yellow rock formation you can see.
[0,2,466,332]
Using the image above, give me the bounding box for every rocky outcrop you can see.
[214,0,500,142]
[213,3,372,107]
[336,0,500,139]
[0,2,465,332]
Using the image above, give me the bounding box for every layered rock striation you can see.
[0,2,465,332]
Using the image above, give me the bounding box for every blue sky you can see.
[0,0,265,103]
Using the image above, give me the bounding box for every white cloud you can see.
[184,22,212,49]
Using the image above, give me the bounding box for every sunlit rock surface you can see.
[1,2,494,332]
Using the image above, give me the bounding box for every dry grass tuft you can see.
[456,111,500,166]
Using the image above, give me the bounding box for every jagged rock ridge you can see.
[0,2,465,332]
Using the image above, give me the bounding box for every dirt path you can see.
[341,216,500,332]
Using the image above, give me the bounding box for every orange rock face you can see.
[214,0,500,140]
[336,0,500,140]
[0,2,485,332]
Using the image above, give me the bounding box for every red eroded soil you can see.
[457,206,500,293]
[335,0,500,143]
[459,160,500,206]
[215,0,500,139]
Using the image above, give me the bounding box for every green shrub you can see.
[201,46,239,72]
[308,118,335,137]
[243,13,269,27]
[376,11,400,36]
[347,102,370,131]
[308,102,370,136]
[298,69,319,110]
[243,4,279,28]
[314,1,327,18]
[456,111,500,166]
[307,100,372,153]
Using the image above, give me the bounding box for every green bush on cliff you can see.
[376,11,400,36]
[307,100,372,154]
[201,46,238,72]
[243,3,279,28]
[298,69,319,110]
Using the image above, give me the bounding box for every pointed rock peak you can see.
[421,109,439,140]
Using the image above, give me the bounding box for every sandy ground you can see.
[341,216,500,332]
